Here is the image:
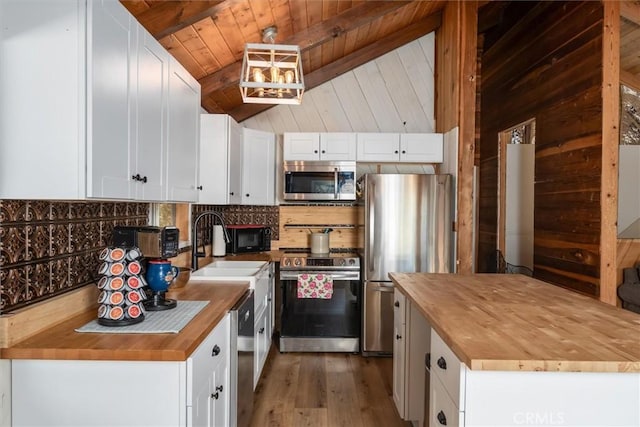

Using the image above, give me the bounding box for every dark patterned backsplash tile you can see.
[0,200,149,313]
[195,205,280,241]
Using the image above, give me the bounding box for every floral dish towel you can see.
[297,273,333,299]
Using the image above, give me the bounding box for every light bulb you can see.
[253,68,264,83]
[284,70,294,84]
[270,66,279,83]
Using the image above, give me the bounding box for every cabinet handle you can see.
[437,410,447,425]
[401,150,406,154]
[314,150,318,153]
[197,185,203,190]
[426,352,431,369]
[267,297,272,302]
[394,150,399,154]
[321,150,326,153]
[141,175,147,183]
[131,174,141,181]
[212,345,221,356]
[394,301,400,308]
[215,385,223,392]
[259,327,265,334]
[396,334,402,340]
[211,392,219,400]
[437,356,447,370]
[230,192,234,195]
[246,194,250,197]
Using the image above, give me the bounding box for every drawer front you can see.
[431,328,466,409]
[430,373,464,427]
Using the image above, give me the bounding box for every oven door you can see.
[279,269,361,352]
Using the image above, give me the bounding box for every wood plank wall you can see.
[477,1,605,297]
[278,205,361,250]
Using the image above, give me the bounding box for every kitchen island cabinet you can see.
[389,273,640,427]
[4,283,247,427]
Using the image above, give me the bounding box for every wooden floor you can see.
[249,347,411,427]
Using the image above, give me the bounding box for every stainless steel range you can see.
[279,251,361,352]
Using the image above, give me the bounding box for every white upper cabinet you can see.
[283,132,356,161]
[242,128,276,206]
[199,114,242,205]
[166,56,200,202]
[357,133,401,162]
[357,133,443,163]
[0,0,200,201]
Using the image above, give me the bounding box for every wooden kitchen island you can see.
[2,282,249,426]
[389,273,640,427]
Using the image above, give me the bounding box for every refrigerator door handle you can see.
[368,180,375,271]
[370,285,394,293]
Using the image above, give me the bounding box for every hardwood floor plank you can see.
[292,408,329,427]
[295,354,328,409]
[325,353,364,427]
[251,348,410,427]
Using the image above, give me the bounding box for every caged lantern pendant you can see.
[239,26,304,105]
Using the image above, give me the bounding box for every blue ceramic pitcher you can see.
[146,260,179,292]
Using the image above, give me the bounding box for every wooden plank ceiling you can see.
[120,0,446,122]
[621,16,640,89]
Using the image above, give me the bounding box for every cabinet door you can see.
[254,307,269,389]
[87,0,135,199]
[392,289,407,418]
[228,119,243,204]
[356,133,400,162]
[190,373,212,427]
[320,133,357,160]
[407,302,430,423]
[134,29,167,201]
[283,133,320,160]
[400,133,444,163]
[211,357,229,427]
[166,56,200,202]
[242,128,276,205]
[199,114,229,204]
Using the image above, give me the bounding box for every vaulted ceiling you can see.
[120,0,446,123]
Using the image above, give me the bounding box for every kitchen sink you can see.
[206,260,267,269]
[190,267,260,279]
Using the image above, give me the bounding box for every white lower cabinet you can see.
[430,373,464,427]
[392,289,430,424]
[11,315,231,427]
[253,264,274,389]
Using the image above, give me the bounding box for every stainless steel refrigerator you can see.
[359,174,451,355]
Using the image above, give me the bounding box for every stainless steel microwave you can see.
[283,161,356,201]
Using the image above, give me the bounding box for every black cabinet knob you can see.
[212,345,221,356]
[211,392,219,400]
[401,150,406,154]
[141,176,147,183]
[321,150,326,153]
[437,410,447,425]
[396,334,402,340]
[437,356,447,370]
[394,301,400,308]
[314,150,318,153]
[131,174,141,181]
[394,150,399,154]
[215,385,223,392]
[197,185,203,190]
[259,327,265,334]
[246,194,250,197]
[230,192,234,195]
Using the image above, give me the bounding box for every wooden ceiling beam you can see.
[198,1,412,96]
[228,11,443,122]
[121,0,244,40]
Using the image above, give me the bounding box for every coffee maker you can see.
[112,226,180,310]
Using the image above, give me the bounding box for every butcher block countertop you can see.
[1,282,248,362]
[389,273,640,373]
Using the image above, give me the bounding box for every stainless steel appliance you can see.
[279,252,361,352]
[226,225,271,254]
[112,226,180,259]
[283,160,356,201]
[359,174,451,355]
[230,290,254,427]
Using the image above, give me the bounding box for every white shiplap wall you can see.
[241,33,435,134]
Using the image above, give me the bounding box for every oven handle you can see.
[280,271,360,281]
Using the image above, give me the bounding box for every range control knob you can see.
[339,259,346,266]
[348,259,356,265]
[294,258,302,266]
[282,258,291,267]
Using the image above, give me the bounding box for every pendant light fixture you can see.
[239,26,304,105]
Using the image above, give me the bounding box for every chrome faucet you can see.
[191,211,230,271]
